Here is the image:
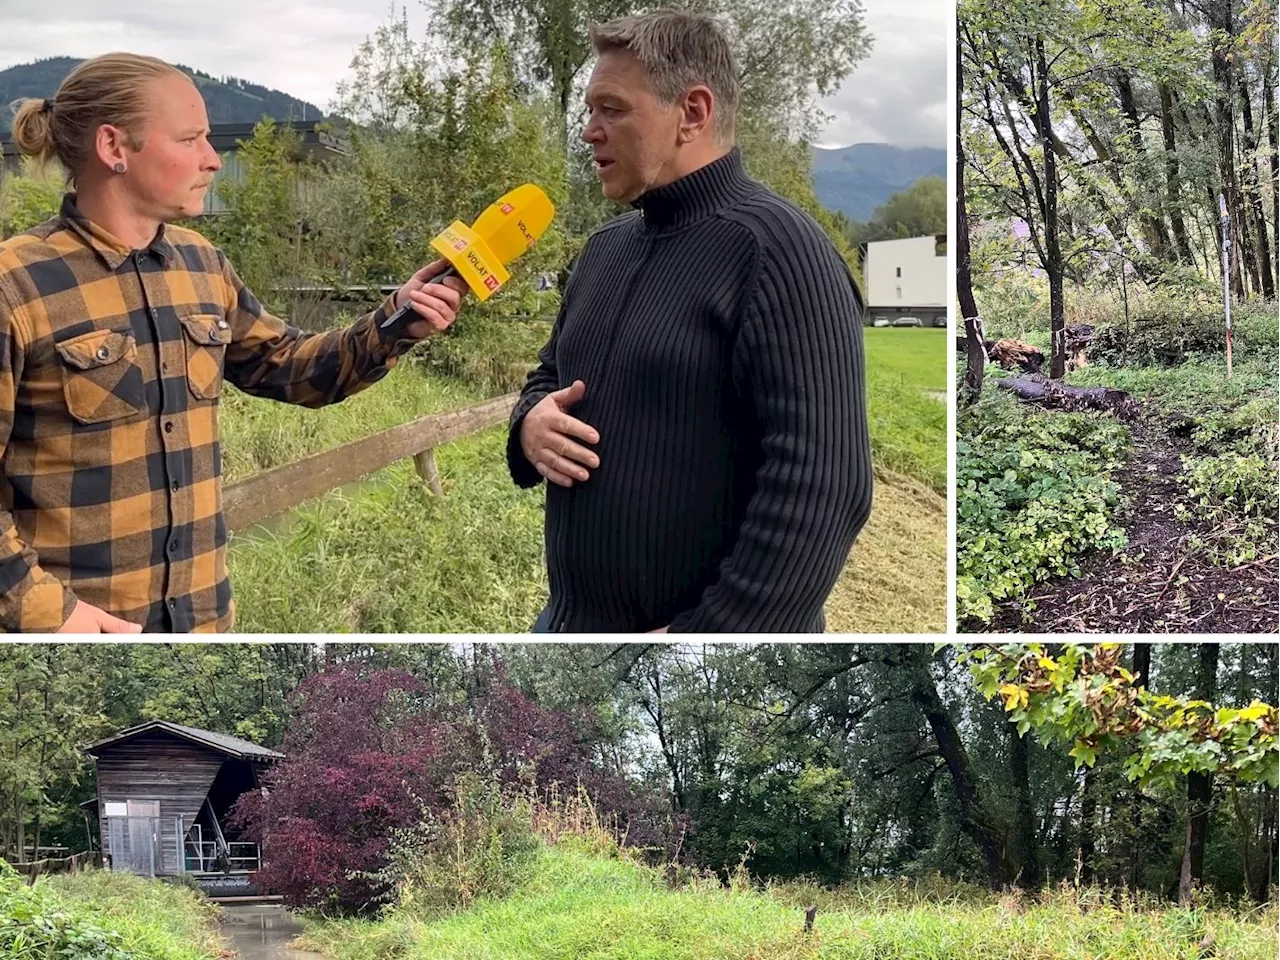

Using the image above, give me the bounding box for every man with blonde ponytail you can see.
[0,53,467,633]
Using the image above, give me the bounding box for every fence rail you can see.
[224,392,519,532]
[8,850,100,884]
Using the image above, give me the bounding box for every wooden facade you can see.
[82,721,282,877]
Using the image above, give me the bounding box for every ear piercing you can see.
[113,162,126,173]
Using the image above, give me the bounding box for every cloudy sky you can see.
[1,0,946,150]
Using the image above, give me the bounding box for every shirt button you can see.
[170,479,180,493]
[163,421,174,433]
[95,346,110,361]
[209,330,220,343]
[167,598,177,609]
[217,319,229,330]
[169,538,179,552]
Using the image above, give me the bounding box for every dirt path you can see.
[981,416,1278,634]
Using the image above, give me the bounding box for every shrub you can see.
[956,394,1130,623]
[1177,453,1279,565]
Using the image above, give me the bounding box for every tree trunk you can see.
[905,648,1007,889]
[1262,52,1279,245]
[1116,70,1173,261]
[1010,724,1041,889]
[1210,0,1245,299]
[1238,72,1275,298]
[957,31,984,402]
[1079,765,1096,885]
[1035,38,1065,378]
[1178,642,1219,903]
[1159,82,1195,264]
[1127,643,1152,889]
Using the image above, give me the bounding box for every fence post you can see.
[414,448,445,497]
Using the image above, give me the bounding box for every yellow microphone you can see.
[380,184,556,331]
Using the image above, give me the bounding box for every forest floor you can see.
[958,297,1278,634]
[986,411,1276,633]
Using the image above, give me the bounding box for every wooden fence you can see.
[224,392,519,532]
[8,850,100,884]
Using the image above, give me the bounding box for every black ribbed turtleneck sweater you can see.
[507,148,873,632]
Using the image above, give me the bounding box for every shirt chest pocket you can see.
[53,328,147,425]
[179,313,232,401]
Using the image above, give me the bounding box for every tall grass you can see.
[299,841,1279,960]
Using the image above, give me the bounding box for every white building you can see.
[860,235,946,327]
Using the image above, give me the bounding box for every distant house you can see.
[81,720,282,887]
[1,120,350,216]
[859,235,947,328]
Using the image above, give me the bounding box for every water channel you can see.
[217,903,327,960]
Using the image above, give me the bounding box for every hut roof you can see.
[83,720,284,760]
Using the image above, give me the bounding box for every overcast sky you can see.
[1,0,946,150]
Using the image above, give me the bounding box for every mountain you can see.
[810,144,946,222]
[0,57,326,135]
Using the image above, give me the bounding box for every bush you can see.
[956,394,1130,623]
[375,775,541,919]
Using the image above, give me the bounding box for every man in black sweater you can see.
[507,10,873,632]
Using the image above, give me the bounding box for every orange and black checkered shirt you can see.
[0,194,414,633]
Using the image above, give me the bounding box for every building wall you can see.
[94,733,223,874]
[863,236,945,313]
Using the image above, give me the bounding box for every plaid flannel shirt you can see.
[0,194,415,633]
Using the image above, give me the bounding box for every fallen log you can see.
[990,338,1044,373]
[994,376,1139,418]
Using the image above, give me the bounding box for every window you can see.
[895,267,901,278]
[896,286,902,299]
[104,802,128,817]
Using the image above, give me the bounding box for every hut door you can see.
[106,800,161,876]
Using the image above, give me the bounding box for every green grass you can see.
[299,842,1279,960]
[0,865,225,960]
[863,328,946,491]
[864,328,947,392]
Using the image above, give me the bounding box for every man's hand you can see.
[394,259,469,338]
[649,626,669,634]
[58,600,142,634]
[520,380,600,487]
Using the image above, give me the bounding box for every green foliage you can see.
[1177,453,1279,565]
[413,314,554,396]
[375,775,541,919]
[956,393,1131,622]
[0,158,63,239]
[843,176,947,248]
[961,643,1280,790]
[0,862,224,960]
[201,119,305,311]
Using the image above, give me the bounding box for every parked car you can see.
[891,317,923,327]
[872,317,891,327]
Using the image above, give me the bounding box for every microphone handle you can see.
[378,266,461,332]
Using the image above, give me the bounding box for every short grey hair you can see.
[589,10,739,143]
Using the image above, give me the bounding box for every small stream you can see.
[218,904,327,960]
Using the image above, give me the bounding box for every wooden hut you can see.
[82,720,283,881]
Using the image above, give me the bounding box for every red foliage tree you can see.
[232,664,673,914]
